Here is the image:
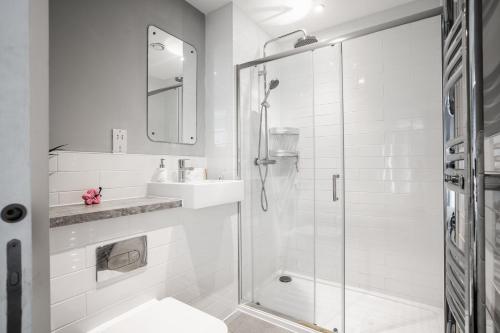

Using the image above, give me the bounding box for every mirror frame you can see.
[146,24,198,145]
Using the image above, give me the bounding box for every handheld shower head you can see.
[261,79,279,108]
[269,79,280,90]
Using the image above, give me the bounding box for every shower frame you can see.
[235,6,444,332]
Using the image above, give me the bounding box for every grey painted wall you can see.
[50,0,205,155]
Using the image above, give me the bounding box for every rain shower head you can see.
[294,35,318,48]
[263,29,317,56]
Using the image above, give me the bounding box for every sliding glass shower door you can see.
[312,45,344,332]
[238,45,344,332]
[238,15,443,333]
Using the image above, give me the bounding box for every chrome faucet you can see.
[178,159,194,183]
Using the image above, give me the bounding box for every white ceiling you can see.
[185,0,231,14]
[232,0,417,36]
[187,0,420,37]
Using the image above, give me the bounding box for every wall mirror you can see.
[147,25,197,144]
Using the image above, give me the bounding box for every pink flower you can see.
[82,187,102,205]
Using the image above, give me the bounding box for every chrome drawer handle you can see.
[332,174,340,202]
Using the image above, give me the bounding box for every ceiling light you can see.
[314,3,325,13]
[257,0,312,26]
[150,42,165,51]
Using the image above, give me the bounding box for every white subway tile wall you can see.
[48,151,237,331]
[484,133,500,173]
[205,4,236,181]
[49,206,238,332]
[205,4,279,182]
[51,295,86,331]
[485,190,500,327]
[48,151,206,206]
[343,16,443,307]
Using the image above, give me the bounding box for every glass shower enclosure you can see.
[236,13,444,333]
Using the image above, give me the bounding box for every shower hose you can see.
[257,101,269,212]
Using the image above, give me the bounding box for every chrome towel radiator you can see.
[443,0,485,332]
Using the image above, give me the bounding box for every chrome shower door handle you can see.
[332,174,340,202]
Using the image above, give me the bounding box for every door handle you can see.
[332,174,340,202]
[7,239,22,333]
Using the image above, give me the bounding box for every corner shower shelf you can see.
[270,150,299,158]
[269,150,300,172]
[269,127,300,171]
[269,127,300,135]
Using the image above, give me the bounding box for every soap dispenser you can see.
[152,158,168,183]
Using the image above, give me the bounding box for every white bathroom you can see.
[1,0,499,332]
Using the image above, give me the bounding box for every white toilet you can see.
[88,297,228,333]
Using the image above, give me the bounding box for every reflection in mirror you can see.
[147,25,197,144]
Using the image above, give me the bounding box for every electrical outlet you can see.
[112,129,127,153]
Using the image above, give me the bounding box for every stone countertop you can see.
[49,197,182,228]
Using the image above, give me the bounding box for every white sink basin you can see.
[147,180,244,209]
